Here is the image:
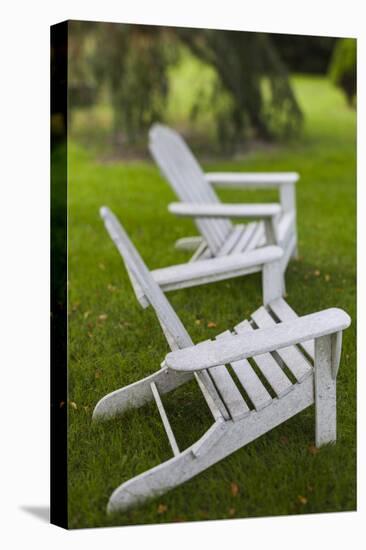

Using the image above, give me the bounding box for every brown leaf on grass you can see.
[84,311,91,319]
[280,435,289,445]
[83,406,90,413]
[324,274,331,282]
[88,332,93,339]
[297,495,308,505]
[69,401,77,410]
[230,482,239,497]
[98,314,108,321]
[228,508,236,516]
[95,370,101,379]
[308,443,319,455]
[157,503,168,514]
[314,270,321,277]
[207,321,217,328]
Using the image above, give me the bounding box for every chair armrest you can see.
[205,172,299,188]
[152,246,283,288]
[168,202,281,219]
[163,308,351,372]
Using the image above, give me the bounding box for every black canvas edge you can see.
[50,20,68,529]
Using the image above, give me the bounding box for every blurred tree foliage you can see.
[178,29,303,146]
[68,22,304,147]
[270,34,336,74]
[90,24,177,143]
[328,38,356,107]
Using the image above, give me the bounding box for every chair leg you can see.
[314,335,337,447]
[290,230,299,260]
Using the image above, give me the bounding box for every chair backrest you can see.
[100,206,193,351]
[149,124,233,254]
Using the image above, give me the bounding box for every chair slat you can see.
[251,306,312,382]
[217,330,272,411]
[244,221,266,252]
[208,365,251,421]
[231,223,257,253]
[234,319,293,397]
[206,332,250,421]
[149,125,232,253]
[217,225,245,256]
[269,298,315,359]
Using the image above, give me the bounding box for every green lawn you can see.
[67,75,356,528]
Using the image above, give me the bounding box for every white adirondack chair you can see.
[149,124,298,273]
[93,206,351,514]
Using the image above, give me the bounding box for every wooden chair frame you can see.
[149,123,299,275]
[93,207,350,514]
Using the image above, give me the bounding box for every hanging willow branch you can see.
[178,28,303,144]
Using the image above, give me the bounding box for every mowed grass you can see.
[67,75,356,529]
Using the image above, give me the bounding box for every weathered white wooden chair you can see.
[149,123,298,273]
[93,206,350,514]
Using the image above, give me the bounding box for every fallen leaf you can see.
[280,435,289,445]
[95,370,101,379]
[228,508,236,516]
[83,406,90,412]
[88,332,93,339]
[157,503,168,514]
[207,321,217,328]
[324,274,331,282]
[84,310,91,319]
[230,482,239,497]
[69,401,77,410]
[307,484,314,492]
[308,443,319,455]
[98,314,108,321]
[297,495,308,505]
[314,270,321,277]
[195,319,201,326]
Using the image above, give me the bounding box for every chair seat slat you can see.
[217,330,272,411]
[251,307,312,382]
[269,298,315,359]
[208,365,251,421]
[234,319,293,397]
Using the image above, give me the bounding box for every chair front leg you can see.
[314,334,339,446]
